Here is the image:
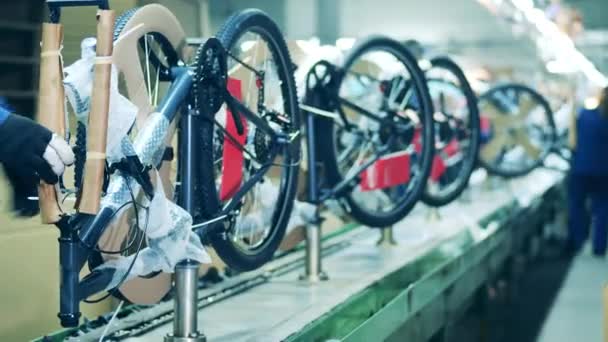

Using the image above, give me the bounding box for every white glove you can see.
[42,134,75,177]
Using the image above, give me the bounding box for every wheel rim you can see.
[93,6,185,304]
[214,28,296,255]
[424,66,475,200]
[478,85,554,176]
[336,47,429,218]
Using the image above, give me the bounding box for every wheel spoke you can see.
[478,83,554,176]
[344,140,373,180]
[212,25,296,254]
[514,129,542,159]
[481,132,509,161]
[348,59,382,81]
[516,92,536,120]
[144,34,152,104]
[480,101,515,127]
[397,84,413,111]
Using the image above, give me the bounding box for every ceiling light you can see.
[584,97,599,109]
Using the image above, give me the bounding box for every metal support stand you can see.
[377,226,397,247]
[299,209,329,282]
[298,103,328,282]
[165,260,206,342]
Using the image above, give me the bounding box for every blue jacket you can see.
[0,106,8,125]
[572,107,608,175]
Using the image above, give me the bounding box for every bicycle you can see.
[478,83,557,178]
[420,56,481,207]
[300,36,435,228]
[37,1,300,327]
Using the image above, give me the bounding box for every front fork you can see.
[57,68,194,328]
[57,210,117,327]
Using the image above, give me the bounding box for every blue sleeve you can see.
[0,107,10,125]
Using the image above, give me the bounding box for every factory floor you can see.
[499,241,606,342]
[450,239,606,342]
[537,245,607,342]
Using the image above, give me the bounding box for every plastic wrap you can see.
[232,181,317,236]
[64,38,95,122]
[324,199,349,220]
[64,37,137,163]
[93,114,210,289]
[97,172,210,290]
[350,189,392,216]
[93,103,210,289]
[132,111,170,166]
[64,37,209,288]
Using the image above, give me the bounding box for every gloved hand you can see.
[0,114,74,216]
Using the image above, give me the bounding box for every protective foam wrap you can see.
[63,37,137,162]
[64,38,210,290]
[232,181,317,236]
[97,173,210,290]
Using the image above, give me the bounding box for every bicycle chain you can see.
[193,38,227,116]
[193,39,275,166]
[73,122,87,191]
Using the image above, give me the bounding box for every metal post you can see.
[165,260,206,342]
[299,100,328,283]
[299,208,329,282]
[377,226,397,247]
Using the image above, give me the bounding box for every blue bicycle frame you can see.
[56,66,193,327]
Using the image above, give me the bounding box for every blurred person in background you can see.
[568,87,608,256]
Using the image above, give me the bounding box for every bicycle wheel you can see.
[478,83,556,178]
[313,36,434,227]
[420,56,480,207]
[198,9,300,271]
[87,4,186,303]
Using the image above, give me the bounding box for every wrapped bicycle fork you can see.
[36,1,210,327]
[77,9,114,214]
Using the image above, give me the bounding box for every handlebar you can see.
[46,0,109,23]
[47,0,109,9]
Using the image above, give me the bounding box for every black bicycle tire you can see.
[313,36,434,227]
[199,9,300,271]
[420,56,481,207]
[477,83,556,178]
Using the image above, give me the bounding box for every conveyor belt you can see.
[39,225,362,341]
[37,168,564,341]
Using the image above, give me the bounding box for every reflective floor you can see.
[538,246,607,342]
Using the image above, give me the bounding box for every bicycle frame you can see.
[52,26,296,326]
[56,67,193,327]
[301,60,412,205]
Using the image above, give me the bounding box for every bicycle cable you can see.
[83,177,150,304]
[77,198,146,255]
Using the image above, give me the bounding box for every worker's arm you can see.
[0,107,74,184]
[0,107,74,216]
